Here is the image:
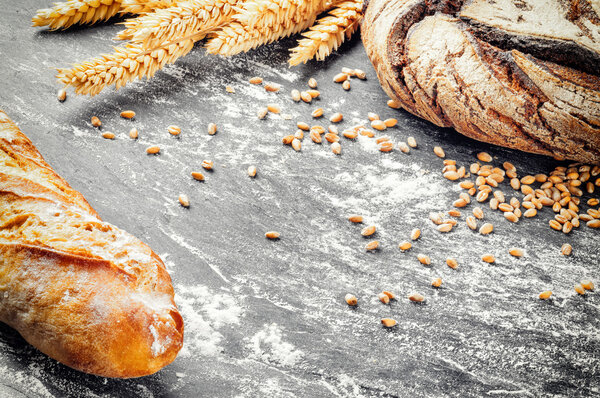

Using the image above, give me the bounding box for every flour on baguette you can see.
[0,110,183,378]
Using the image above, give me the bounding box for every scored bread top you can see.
[0,110,183,378]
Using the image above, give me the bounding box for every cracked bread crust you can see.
[361,0,600,163]
[0,110,184,378]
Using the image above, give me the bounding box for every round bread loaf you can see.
[361,0,600,163]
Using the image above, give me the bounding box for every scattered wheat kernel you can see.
[168,125,181,136]
[472,207,484,219]
[129,127,138,139]
[342,80,351,90]
[310,131,322,143]
[403,137,417,149]
[479,223,494,235]
[444,171,460,181]
[175,192,191,208]
[201,160,213,170]
[466,216,477,230]
[588,219,600,228]
[191,172,205,181]
[345,294,358,306]
[307,90,320,98]
[300,91,312,103]
[581,280,595,290]
[330,113,343,123]
[365,240,379,251]
[292,138,302,151]
[294,130,304,140]
[481,254,495,263]
[355,69,366,79]
[429,212,444,225]
[226,85,235,93]
[307,77,317,88]
[328,125,339,135]
[264,83,280,92]
[331,142,342,155]
[371,120,386,131]
[437,223,453,233]
[333,73,348,83]
[477,152,492,162]
[361,225,376,236]
[311,108,324,118]
[325,133,339,143]
[411,228,421,240]
[290,89,301,102]
[379,142,394,152]
[267,104,280,114]
[509,248,523,257]
[249,77,263,85]
[549,220,562,230]
[146,145,160,154]
[297,122,310,131]
[448,209,461,217]
[539,291,552,300]
[387,99,401,109]
[521,175,535,185]
[432,278,442,288]
[257,107,269,119]
[360,129,375,138]
[447,258,458,269]
[399,241,412,251]
[101,132,115,139]
[282,135,294,145]
[476,191,489,203]
[57,88,67,102]
[408,293,425,303]
[381,318,397,328]
[378,293,390,304]
[375,136,390,144]
[247,165,257,178]
[417,254,431,265]
[397,142,410,153]
[91,116,101,127]
[348,215,363,223]
[560,243,572,255]
[120,110,135,119]
[433,146,445,158]
[383,118,398,127]
[265,231,280,239]
[574,284,586,295]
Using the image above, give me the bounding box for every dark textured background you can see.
[0,2,599,397]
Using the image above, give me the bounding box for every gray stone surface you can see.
[0,1,599,397]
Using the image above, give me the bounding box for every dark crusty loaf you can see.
[0,110,184,378]
[361,0,600,163]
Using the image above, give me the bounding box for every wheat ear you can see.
[116,0,238,48]
[32,0,123,30]
[234,0,330,29]
[119,0,180,14]
[56,33,208,96]
[288,0,362,66]
[205,0,333,56]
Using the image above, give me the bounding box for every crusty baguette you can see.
[0,110,183,378]
[361,0,600,163]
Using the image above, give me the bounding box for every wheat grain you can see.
[206,0,331,56]
[117,0,237,48]
[120,0,180,15]
[288,0,363,66]
[57,39,199,95]
[33,0,122,30]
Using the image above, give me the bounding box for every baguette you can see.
[361,0,600,163]
[0,110,183,378]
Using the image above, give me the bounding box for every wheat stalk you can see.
[56,32,210,96]
[119,0,181,14]
[116,0,238,48]
[206,0,333,56]
[288,0,362,66]
[32,0,123,30]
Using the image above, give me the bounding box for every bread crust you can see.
[0,110,183,378]
[361,0,600,163]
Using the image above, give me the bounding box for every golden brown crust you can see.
[0,110,183,378]
[361,0,600,163]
